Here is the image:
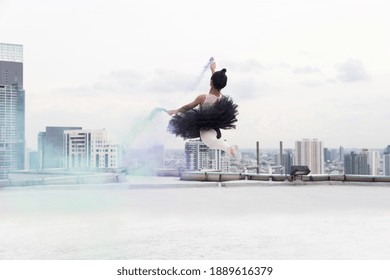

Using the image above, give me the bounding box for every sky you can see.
[1,0,389,150]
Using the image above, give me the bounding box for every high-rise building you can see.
[283,149,294,175]
[38,126,82,169]
[0,43,25,178]
[339,146,345,162]
[330,148,339,162]
[368,149,380,175]
[383,153,390,176]
[384,154,390,176]
[344,150,369,175]
[324,148,331,162]
[383,145,390,176]
[63,129,120,169]
[294,138,324,174]
[185,139,230,171]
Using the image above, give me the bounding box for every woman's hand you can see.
[167,109,178,116]
[210,61,216,74]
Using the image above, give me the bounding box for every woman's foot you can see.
[227,145,239,157]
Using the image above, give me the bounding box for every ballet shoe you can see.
[227,145,239,157]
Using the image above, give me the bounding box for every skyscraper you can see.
[283,149,294,175]
[0,43,25,178]
[63,129,120,169]
[344,150,369,175]
[368,149,380,175]
[339,146,345,162]
[38,126,82,169]
[324,148,331,162]
[294,138,324,174]
[185,139,229,171]
[383,145,390,176]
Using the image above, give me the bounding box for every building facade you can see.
[368,149,380,175]
[283,149,294,175]
[339,146,345,162]
[185,139,230,171]
[384,153,390,176]
[382,145,390,176]
[344,150,370,175]
[294,138,324,174]
[38,126,82,169]
[0,43,25,178]
[63,129,120,169]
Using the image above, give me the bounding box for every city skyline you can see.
[1,0,389,150]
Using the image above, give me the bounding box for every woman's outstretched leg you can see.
[200,129,238,157]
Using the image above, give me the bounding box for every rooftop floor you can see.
[1,177,390,260]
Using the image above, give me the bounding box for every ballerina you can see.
[167,59,239,157]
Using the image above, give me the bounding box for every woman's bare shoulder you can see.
[195,94,207,103]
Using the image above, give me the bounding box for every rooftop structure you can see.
[0,43,23,63]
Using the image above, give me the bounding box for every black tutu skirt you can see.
[168,95,238,139]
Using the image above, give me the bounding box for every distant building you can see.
[368,150,380,175]
[344,150,369,175]
[324,148,331,162]
[28,150,39,170]
[38,126,82,169]
[283,149,294,175]
[384,154,390,176]
[185,139,230,171]
[0,43,25,178]
[63,129,120,169]
[220,152,230,172]
[330,148,339,162]
[294,139,324,174]
[339,146,345,162]
[383,145,390,176]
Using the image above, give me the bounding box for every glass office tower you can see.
[0,43,25,178]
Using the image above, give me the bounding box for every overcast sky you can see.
[1,0,389,150]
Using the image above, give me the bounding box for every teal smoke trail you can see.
[147,107,168,120]
[128,107,167,144]
[124,107,168,175]
[189,57,214,91]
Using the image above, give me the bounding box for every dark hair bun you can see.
[211,68,228,90]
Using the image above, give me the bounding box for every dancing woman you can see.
[167,60,239,157]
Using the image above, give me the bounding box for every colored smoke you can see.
[127,107,168,145]
[188,57,214,91]
[122,107,169,175]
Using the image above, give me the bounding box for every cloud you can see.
[300,80,323,87]
[293,66,321,74]
[96,70,145,92]
[48,68,199,105]
[93,69,194,95]
[229,78,270,101]
[335,59,370,82]
[226,59,269,73]
[146,69,195,93]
